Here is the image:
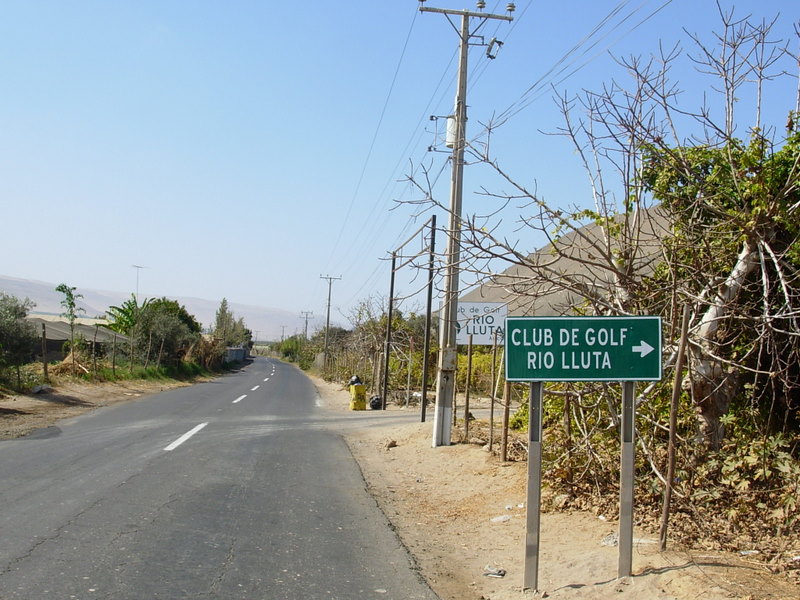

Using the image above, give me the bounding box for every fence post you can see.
[501,381,511,462]
[41,323,49,381]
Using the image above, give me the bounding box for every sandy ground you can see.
[310,377,799,600]
[1,368,797,600]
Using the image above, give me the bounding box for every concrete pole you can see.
[421,3,513,447]
[432,11,469,447]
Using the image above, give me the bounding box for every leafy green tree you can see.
[106,294,150,335]
[213,298,234,339]
[211,299,251,347]
[0,293,39,388]
[643,130,800,447]
[55,283,85,374]
[136,298,201,367]
[279,335,301,362]
[146,298,201,335]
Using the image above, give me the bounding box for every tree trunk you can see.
[144,332,153,369]
[688,239,758,449]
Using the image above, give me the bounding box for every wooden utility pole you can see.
[300,311,314,339]
[463,334,473,440]
[320,275,341,369]
[501,381,512,462]
[112,334,117,376]
[381,254,397,410]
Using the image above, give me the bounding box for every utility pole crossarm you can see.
[419,6,513,21]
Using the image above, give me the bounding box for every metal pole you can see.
[381,253,397,410]
[421,215,436,423]
[132,264,145,302]
[619,381,636,578]
[523,381,544,592]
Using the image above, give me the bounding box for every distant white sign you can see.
[455,302,507,345]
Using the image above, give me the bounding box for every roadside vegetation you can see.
[0,290,253,396]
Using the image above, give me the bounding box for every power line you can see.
[493,0,674,126]
[323,7,420,275]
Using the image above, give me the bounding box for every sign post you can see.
[619,381,636,578]
[523,381,543,591]
[505,316,662,591]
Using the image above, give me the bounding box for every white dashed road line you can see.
[164,423,208,452]
[233,394,247,404]
[251,385,260,391]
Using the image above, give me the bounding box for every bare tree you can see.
[406,7,800,451]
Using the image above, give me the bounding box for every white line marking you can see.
[263,377,269,382]
[251,385,260,391]
[233,394,247,404]
[164,423,208,452]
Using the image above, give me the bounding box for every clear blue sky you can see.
[1,1,796,332]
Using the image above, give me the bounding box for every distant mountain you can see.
[0,274,304,342]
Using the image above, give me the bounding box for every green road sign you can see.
[505,316,662,382]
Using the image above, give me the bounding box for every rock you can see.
[491,515,512,523]
[385,440,398,449]
[601,532,619,546]
[32,384,53,394]
[553,493,571,509]
[483,565,506,578]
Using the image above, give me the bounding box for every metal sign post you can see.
[523,381,544,592]
[619,381,636,578]
[507,315,662,588]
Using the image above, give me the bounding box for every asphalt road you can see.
[0,357,438,600]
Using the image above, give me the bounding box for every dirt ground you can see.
[0,378,192,440]
[1,370,798,600]
[311,377,799,600]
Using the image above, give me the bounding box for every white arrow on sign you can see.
[632,340,654,358]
